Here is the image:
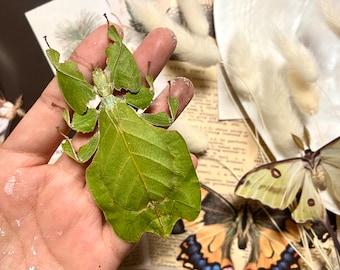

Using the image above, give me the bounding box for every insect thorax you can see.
[303,151,327,191]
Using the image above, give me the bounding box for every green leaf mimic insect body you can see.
[87,98,199,241]
[46,24,200,242]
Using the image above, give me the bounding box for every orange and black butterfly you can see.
[176,184,302,270]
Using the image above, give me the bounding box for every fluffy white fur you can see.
[125,0,220,67]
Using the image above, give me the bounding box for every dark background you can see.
[1,0,53,130]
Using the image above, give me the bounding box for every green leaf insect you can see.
[45,22,200,242]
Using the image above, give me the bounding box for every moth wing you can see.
[318,136,340,205]
[292,172,325,223]
[319,191,340,216]
[235,159,305,210]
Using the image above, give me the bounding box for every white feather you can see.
[125,0,220,67]
[178,0,209,36]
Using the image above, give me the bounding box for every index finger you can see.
[3,25,177,166]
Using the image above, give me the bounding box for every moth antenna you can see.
[303,126,311,149]
[177,0,209,36]
[125,0,220,67]
[320,0,340,39]
[291,133,305,151]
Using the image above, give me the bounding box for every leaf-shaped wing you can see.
[63,108,98,133]
[106,25,141,93]
[46,48,95,114]
[235,159,305,210]
[125,86,153,109]
[86,101,200,242]
[61,131,99,163]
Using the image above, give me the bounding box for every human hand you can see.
[0,25,195,270]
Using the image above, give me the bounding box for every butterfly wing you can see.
[178,185,300,269]
[235,159,305,210]
[257,244,300,270]
[198,185,238,266]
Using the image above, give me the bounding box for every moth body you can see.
[302,150,327,191]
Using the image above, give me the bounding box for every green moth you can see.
[46,22,200,242]
[235,128,340,224]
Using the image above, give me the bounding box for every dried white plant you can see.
[125,0,220,67]
[320,0,340,38]
[271,27,320,115]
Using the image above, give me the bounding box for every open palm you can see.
[0,25,195,270]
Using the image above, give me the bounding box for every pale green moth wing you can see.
[106,25,141,93]
[235,159,305,210]
[86,101,200,242]
[319,137,340,203]
[235,136,340,223]
[63,108,98,133]
[292,173,325,223]
[46,48,95,114]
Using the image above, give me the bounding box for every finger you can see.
[146,77,194,117]
[3,27,177,166]
[2,24,115,164]
[133,27,177,81]
[56,76,194,170]
[55,27,178,167]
